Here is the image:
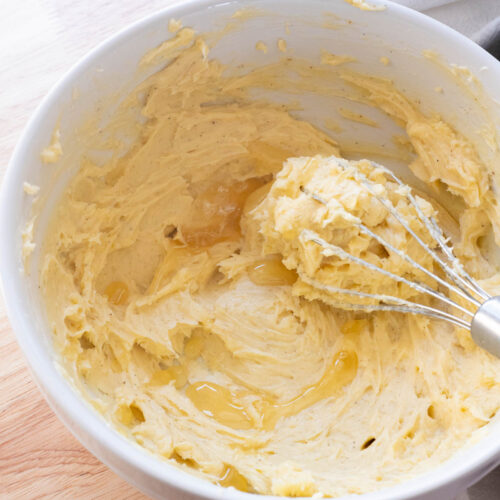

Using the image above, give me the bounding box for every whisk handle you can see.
[471,296,500,358]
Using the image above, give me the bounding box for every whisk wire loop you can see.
[299,275,471,330]
[302,184,478,317]
[367,160,490,302]
[299,158,493,331]
[302,230,474,320]
[334,159,483,306]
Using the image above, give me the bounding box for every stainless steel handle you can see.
[471,296,500,358]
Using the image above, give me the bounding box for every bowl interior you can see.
[3,1,500,499]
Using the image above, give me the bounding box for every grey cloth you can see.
[397,0,500,59]
[474,16,500,59]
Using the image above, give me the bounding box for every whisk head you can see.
[259,156,491,330]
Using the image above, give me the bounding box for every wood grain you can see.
[0,1,175,498]
[0,298,146,500]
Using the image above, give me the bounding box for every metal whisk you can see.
[299,158,500,358]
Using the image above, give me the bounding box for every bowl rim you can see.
[1,0,500,499]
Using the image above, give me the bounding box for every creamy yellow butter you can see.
[41,32,500,497]
[41,127,62,164]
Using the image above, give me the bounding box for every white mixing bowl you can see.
[2,1,500,499]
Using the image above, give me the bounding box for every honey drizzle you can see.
[143,174,358,433]
[104,281,129,305]
[149,365,188,389]
[259,350,358,430]
[248,256,297,286]
[185,381,254,430]
[181,178,266,248]
[243,180,273,214]
[341,319,369,336]
[185,350,358,431]
[218,464,250,491]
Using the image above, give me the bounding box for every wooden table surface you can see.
[2,1,500,499]
[0,2,175,498]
